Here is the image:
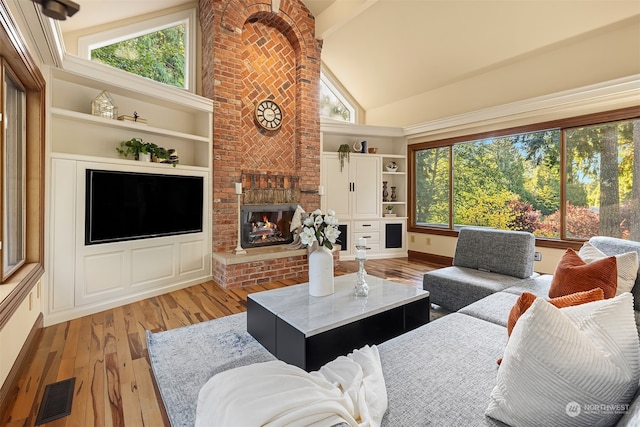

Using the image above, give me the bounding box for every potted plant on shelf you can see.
[385,205,396,217]
[338,144,350,171]
[116,138,176,166]
[117,137,150,161]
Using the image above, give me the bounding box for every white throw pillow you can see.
[486,293,640,427]
[579,242,639,295]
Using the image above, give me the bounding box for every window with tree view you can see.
[91,25,186,89]
[412,110,640,242]
[320,74,355,123]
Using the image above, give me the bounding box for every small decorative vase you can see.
[382,181,389,202]
[138,152,151,162]
[391,186,397,201]
[308,245,334,296]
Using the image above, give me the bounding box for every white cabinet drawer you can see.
[363,243,380,253]
[353,220,380,231]
[354,231,380,244]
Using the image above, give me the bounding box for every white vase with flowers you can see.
[301,209,341,296]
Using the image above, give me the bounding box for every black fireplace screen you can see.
[240,204,298,248]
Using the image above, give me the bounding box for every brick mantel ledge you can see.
[212,246,340,288]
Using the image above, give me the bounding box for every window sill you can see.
[0,263,44,329]
[408,226,584,250]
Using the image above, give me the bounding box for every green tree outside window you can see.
[91,25,186,89]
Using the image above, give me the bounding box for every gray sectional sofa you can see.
[171,234,640,426]
[423,227,538,311]
[375,235,640,426]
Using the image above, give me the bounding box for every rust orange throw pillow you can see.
[548,248,618,299]
[506,288,605,336]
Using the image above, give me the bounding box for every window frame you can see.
[77,9,196,92]
[2,63,27,278]
[0,3,46,330]
[408,106,640,248]
[320,70,357,123]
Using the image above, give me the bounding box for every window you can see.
[410,108,640,242]
[91,25,186,89]
[565,120,640,240]
[78,10,196,91]
[2,66,26,277]
[415,146,450,227]
[0,3,45,329]
[320,72,356,123]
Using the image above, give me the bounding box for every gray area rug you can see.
[148,307,448,426]
[146,312,274,427]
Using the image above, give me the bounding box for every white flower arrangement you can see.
[300,209,341,249]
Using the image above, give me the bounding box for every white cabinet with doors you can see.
[320,122,407,259]
[322,153,380,220]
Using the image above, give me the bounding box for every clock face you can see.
[255,99,283,130]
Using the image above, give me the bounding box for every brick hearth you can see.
[200,0,323,287]
[212,246,340,288]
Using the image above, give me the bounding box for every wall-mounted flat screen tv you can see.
[85,169,204,245]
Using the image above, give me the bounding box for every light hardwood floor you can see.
[1,257,436,427]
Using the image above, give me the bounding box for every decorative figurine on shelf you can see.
[91,90,118,119]
[383,181,389,202]
[117,110,148,124]
[354,237,369,297]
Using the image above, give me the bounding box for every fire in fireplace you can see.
[240,204,298,248]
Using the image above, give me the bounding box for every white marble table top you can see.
[248,273,429,337]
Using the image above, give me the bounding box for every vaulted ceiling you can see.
[58,0,640,125]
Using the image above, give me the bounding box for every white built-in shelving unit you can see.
[320,121,408,260]
[44,55,213,325]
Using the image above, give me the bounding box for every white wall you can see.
[367,17,640,128]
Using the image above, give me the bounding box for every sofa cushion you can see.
[424,266,529,312]
[453,227,536,279]
[549,248,617,299]
[458,291,519,328]
[579,242,639,295]
[486,294,640,427]
[378,313,507,426]
[590,236,640,310]
[616,387,640,426]
[503,274,553,297]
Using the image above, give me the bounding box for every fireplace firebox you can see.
[240,204,298,248]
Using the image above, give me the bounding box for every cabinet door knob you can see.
[362,224,371,227]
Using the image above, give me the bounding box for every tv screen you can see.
[85,169,204,245]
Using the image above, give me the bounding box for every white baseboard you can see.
[43,274,212,327]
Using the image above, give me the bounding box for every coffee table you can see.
[247,273,430,371]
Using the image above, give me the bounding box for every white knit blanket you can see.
[195,345,387,427]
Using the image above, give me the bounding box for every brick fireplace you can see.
[200,0,323,287]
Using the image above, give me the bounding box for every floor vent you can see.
[35,377,75,425]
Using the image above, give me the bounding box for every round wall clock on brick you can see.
[255,99,283,130]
